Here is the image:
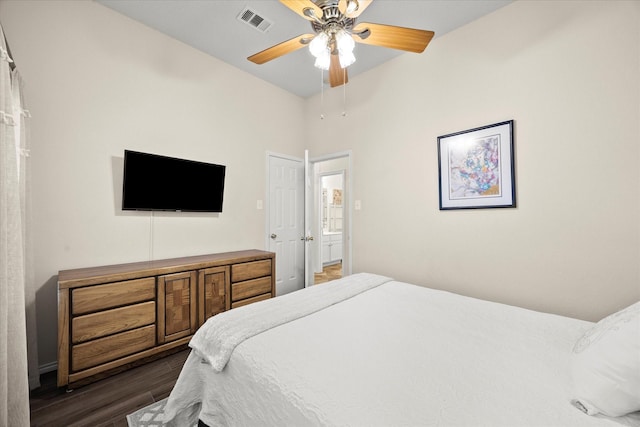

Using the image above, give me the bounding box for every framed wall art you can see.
[437,120,515,210]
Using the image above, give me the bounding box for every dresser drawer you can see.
[231,293,271,309]
[231,260,271,283]
[231,276,272,301]
[72,325,156,371]
[72,301,155,344]
[72,278,155,315]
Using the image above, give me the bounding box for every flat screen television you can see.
[122,150,226,212]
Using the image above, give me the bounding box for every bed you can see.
[164,273,640,427]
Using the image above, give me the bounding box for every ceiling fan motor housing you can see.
[310,4,356,34]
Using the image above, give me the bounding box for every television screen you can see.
[122,150,226,212]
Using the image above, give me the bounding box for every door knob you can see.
[270,233,277,239]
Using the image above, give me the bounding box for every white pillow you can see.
[570,301,640,417]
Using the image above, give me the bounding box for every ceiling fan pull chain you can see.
[342,69,347,118]
[320,69,325,120]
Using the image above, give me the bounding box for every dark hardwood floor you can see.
[29,349,190,427]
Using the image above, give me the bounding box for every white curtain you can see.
[0,23,32,426]
[14,61,39,394]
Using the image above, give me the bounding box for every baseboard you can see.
[30,361,56,390]
[29,374,39,390]
[39,360,57,374]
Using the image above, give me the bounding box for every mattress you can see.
[164,273,639,427]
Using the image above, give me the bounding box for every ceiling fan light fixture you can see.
[335,29,356,68]
[336,29,355,54]
[314,50,331,70]
[338,50,356,68]
[309,32,329,58]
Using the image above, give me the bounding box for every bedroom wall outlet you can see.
[257,200,263,210]
[355,200,361,210]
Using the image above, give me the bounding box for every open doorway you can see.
[315,171,344,283]
[308,152,351,285]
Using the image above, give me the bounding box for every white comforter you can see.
[189,272,391,372]
[165,274,639,427]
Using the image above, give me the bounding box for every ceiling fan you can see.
[247,0,435,88]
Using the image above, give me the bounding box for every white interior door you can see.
[268,154,304,295]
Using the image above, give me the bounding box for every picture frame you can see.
[437,120,515,210]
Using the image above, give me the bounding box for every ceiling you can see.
[96,0,513,98]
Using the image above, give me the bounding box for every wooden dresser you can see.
[57,249,275,388]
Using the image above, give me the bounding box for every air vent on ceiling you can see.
[237,7,273,33]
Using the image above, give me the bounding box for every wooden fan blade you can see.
[329,54,349,88]
[353,22,434,53]
[248,34,315,65]
[279,0,323,21]
[338,0,373,18]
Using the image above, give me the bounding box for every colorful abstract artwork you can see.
[438,121,515,210]
[448,134,501,200]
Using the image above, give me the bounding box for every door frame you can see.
[308,150,353,278]
[317,170,345,273]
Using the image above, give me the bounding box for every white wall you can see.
[306,1,640,322]
[0,0,306,367]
